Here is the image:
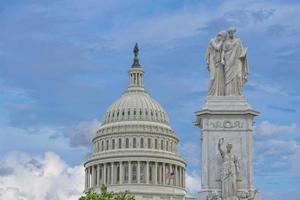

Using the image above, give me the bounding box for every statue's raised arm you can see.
[218,138,225,158]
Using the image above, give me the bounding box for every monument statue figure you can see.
[206,31,226,96]
[218,138,240,200]
[205,28,249,96]
[223,27,248,96]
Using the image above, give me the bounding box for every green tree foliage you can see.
[79,185,135,200]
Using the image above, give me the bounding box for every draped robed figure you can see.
[223,28,248,96]
[206,31,226,96]
[205,28,249,96]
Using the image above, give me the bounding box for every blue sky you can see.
[0,0,300,199]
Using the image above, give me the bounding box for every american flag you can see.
[165,172,175,179]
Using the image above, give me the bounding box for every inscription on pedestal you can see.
[209,120,243,129]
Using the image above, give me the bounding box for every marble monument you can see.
[194,28,260,200]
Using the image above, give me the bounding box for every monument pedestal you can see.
[194,96,260,200]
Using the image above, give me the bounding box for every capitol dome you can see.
[84,44,186,200]
[103,91,169,125]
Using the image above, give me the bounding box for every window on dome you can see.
[117,111,119,117]
[118,138,122,149]
[170,142,173,152]
[116,165,120,183]
[166,141,169,151]
[124,163,129,183]
[106,140,109,150]
[133,138,136,148]
[128,110,130,116]
[112,139,115,150]
[134,110,136,116]
[102,140,104,151]
[122,111,125,116]
[126,138,129,148]
[155,139,158,149]
[145,109,148,116]
[161,140,164,150]
[140,138,144,148]
[148,138,151,148]
[97,142,100,152]
[112,112,115,117]
[139,109,142,116]
[149,164,153,183]
[140,162,146,183]
[132,162,137,183]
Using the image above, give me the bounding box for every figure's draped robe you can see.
[206,39,225,96]
[223,38,248,96]
[221,153,239,200]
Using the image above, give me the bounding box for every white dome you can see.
[102,90,169,125]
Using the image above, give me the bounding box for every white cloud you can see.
[256,121,299,136]
[186,171,201,196]
[0,151,84,200]
[69,119,101,147]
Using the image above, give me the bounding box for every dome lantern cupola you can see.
[128,43,144,91]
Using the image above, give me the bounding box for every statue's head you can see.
[216,31,226,41]
[227,27,236,38]
[226,143,233,152]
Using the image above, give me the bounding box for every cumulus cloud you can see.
[69,119,101,147]
[0,151,84,200]
[186,171,201,196]
[255,121,299,136]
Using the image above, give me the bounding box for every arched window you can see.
[112,139,115,150]
[155,139,158,149]
[166,141,169,151]
[140,138,144,148]
[97,142,100,152]
[106,140,109,150]
[126,138,129,148]
[132,162,137,183]
[149,164,153,183]
[161,140,164,150]
[133,138,136,148]
[102,140,104,151]
[140,162,146,183]
[116,165,120,183]
[124,163,129,183]
[148,138,151,148]
[118,138,122,149]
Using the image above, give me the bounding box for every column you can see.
[183,168,185,188]
[111,163,114,184]
[120,162,123,184]
[91,166,95,187]
[103,163,107,185]
[88,167,91,188]
[137,161,140,184]
[97,165,100,186]
[163,163,166,185]
[172,165,175,186]
[154,162,158,184]
[146,161,149,184]
[128,161,132,184]
[85,168,88,190]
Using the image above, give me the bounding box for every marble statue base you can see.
[194,96,260,200]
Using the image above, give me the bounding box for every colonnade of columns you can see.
[85,161,185,190]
